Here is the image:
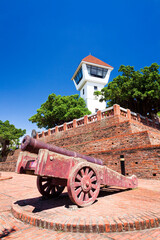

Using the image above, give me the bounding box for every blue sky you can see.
[0,0,159,137]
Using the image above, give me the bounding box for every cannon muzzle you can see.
[21,135,103,166]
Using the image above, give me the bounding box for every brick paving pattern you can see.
[0,172,160,239]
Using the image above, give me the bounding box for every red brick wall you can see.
[47,120,133,147]
[40,116,160,180]
[43,115,123,143]
[62,131,151,154]
[0,149,21,171]
[91,145,160,179]
[130,121,160,134]
[1,113,160,180]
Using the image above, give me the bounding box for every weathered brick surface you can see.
[91,145,160,179]
[1,113,160,179]
[43,115,125,142]
[1,172,160,239]
[9,174,160,233]
[47,120,133,147]
[130,120,160,134]
[43,116,160,180]
[63,131,152,153]
[0,149,20,171]
[0,161,16,171]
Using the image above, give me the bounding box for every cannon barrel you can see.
[21,135,103,166]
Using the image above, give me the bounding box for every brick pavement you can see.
[0,172,160,239]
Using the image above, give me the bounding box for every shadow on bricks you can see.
[98,187,129,198]
[0,227,16,238]
[15,192,74,213]
[14,187,128,213]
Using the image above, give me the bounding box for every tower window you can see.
[83,89,85,95]
[87,65,108,79]
[95,108,98,112]
[74,67,83,85]
[94,86,97,90]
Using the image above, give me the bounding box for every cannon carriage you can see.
[16,135,138,207]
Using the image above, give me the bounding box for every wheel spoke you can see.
[75,186,82,196]
[76,174,82,181]
[74,181,81,187]
[88,170,94,178]
[42,182,49,190]
[80,168,85,176]
[90,176,97,182]
[46,185,52,194]
[89,189,94,197]
[79,191,84,201]
[85,167,89,175]
[91,184,97,190]
[56,186,61,191]
[84,193,89,201]
[51,186,56,194]
[41,179,48,182]
[56,185,64,193]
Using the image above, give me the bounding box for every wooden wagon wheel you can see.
[67,163,100,207]
[37,176,65,198]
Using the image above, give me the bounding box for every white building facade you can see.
[72,55,114,113]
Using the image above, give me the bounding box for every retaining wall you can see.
[1,104,160,179]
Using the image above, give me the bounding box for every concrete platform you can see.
[11,174,160,233]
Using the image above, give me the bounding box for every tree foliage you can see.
[95,63,160,117]
[0,120,26,157]
[29,93,91,129]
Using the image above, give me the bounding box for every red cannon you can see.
[16,136,138,207]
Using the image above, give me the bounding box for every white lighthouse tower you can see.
[71,55,114,113]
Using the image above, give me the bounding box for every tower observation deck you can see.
[71,55,114,113]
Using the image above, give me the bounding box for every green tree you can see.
[0,120,26,157]
[29,93,91,129]
[95,63,160,117]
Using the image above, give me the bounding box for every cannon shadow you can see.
[15,192,73,213]
[14,187,129,213]
[98,186,130,197]
[0,227,16,238]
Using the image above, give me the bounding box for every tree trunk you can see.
[1,140,9,157]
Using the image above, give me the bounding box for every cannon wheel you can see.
[37,176,65,198]
[67,163,100,207]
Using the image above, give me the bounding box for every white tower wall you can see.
[72,56,113,114]
[80,81,106,113]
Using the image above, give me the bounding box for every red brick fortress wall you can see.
[36,104,160,179]
[0,149,21,172]
[1,104,160,179]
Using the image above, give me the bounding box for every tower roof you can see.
[71,55,113,81]
[82,55,113,69]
